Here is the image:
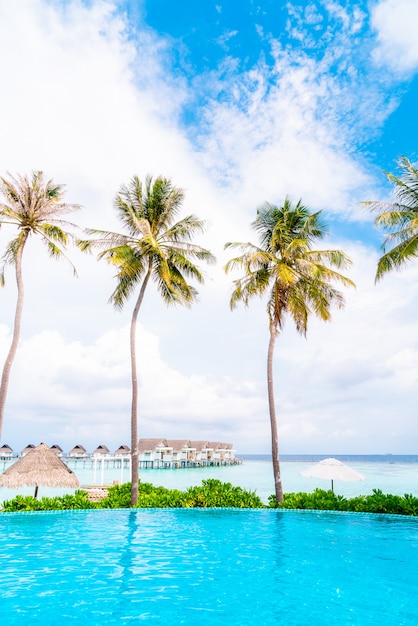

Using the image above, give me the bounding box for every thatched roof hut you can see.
[21,444,36,456]
[114,444,130,456]
[68,444,87,458]
[92,444,110,457]
[50,444,64,457]
[0,443,13,458]
[0,442,79,497]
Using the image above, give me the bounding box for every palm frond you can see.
[164,214,207,242]
[376,234,418,281]
[107,247,145,308]
[1,234,25,267]
[387,157,418,208]
[78,229,133,253]
[364,156,418,279]
[229,266,271,310]
[280,287,309,335]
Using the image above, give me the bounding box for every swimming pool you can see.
[1,509,417,624]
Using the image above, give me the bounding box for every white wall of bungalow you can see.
[137,438,236,463]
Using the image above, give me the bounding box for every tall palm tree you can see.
[224,198,354,503]
[79,175,215,505]
[0,171,79,439]
[364,156,418,281]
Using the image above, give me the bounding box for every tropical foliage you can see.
[1,490,95,512]
[182,479,264,508]
[225,198,354,503]
[1,479,264,511]
[364,156,418,280]
[270,488,418,515]
[79,175,215,505]
[0,171,79,438]
[2,483,417,515]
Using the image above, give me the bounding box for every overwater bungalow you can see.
[207,442,235,461]
[92,445,111,458]
[189,440,210,462]
[137,438,239,468]
[165,440,194,464]
[114,444,130,457]
[0,443,13,459]
[68,444,88,458]
[138,438,170,467]
[50,444,64,457]
[21,444,36,457]
[218,442,234,460]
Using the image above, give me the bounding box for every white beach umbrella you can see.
[300,457,364,492]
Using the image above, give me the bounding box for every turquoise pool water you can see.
[1,509,417,624]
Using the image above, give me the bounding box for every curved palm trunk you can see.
[267,327,283,503]
[130,264,152,506]
[0,233,28,439]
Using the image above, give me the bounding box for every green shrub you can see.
[269,489,347,510]
[136,485,185,508]
[268,488,418,516]
[345,489,418,515]
[99,482,132,508]
[2,483,417,515]
[1,490,95,512]
[183,478,265,508]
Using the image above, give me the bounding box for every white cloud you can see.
[1,240,417,455]
[371,0,418,74]
[0,322,267,451]
[0,0,416,456]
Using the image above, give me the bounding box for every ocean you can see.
[1,454,418,505]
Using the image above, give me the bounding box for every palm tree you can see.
[224,198,354,503]
[0,171,79,439]
[363,156,418,281]
[79,175,215,505]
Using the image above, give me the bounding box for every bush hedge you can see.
[1,482,417,515]
[270,488,418,515]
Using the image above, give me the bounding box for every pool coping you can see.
[1,507,417,520]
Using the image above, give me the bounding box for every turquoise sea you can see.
[1,454,418,504]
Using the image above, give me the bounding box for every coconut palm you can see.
[225,198,354,503]
[79,175,215,505]
[364,156,418,281]
[0,171,79,439]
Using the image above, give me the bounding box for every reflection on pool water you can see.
[1,509,417,625]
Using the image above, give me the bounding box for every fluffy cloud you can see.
[371,0,418,74]
[1,239,417,455]
[0,0,417,456]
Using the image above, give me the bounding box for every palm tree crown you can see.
[364,156,418,280]
[225,197,354,502]
[80,174,215,505]
[80,175,215,308]
[0,171,79,283]
[225,198,354,335]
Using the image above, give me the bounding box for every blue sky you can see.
[138,0,417,171]
[0,0,417,455]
